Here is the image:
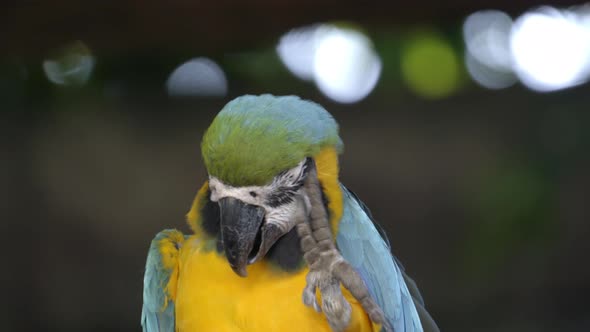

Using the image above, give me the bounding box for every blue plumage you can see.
[141,230,178,332]
[336,186,423,332]
[220,94,344,151]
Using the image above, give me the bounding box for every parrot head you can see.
[200,94,342,277]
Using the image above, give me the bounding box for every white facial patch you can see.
[208,159,309,229]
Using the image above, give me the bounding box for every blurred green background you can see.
[1,1,589,331]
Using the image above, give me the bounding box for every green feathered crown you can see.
[201,94,343,186]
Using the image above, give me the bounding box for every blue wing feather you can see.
[336,185,423,332]
[141,230,183,332]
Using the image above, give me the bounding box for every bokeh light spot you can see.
[463,10,513,71]
[277,24,382,104]
[276,25,322,81]
[42,41,95,86]
[166,57,228,97]
[465,53,517,89]
[401,33,461,99]
[510,6,590,91]
[313,27,382,103]
[463,10,516,89]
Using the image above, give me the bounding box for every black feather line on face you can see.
[265,158,313,208]
[265,191,296,208]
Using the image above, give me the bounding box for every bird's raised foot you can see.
[300,243,392,332]
[294,162,392,332]
[302,264,352,332]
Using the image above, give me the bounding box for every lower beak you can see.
[219,197,265,277]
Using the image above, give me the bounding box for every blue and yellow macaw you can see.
[141,95,439,332]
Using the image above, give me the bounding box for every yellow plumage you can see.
[173,237,374,332]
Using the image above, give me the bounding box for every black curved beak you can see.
[219,197,265,277]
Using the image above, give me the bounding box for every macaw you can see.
[141,94,439,332]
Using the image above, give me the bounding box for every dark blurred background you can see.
[2,1,590,331]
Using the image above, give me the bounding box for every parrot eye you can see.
[249,191,257,197]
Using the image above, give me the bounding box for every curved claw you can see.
[332,260,388,328]
[319,279,352,332]
[303,272,322,312]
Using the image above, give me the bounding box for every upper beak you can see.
[219,197,265,277]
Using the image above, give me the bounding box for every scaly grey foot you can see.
[293,164,392,332]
